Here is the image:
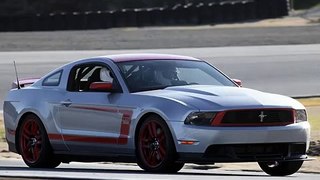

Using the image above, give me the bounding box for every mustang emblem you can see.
[258,111,267,122]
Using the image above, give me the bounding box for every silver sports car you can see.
[3,54,310,176]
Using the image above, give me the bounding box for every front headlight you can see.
[184,112,216,126]
[295,109,307,123]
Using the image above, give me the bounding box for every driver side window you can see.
[67,63,118,92]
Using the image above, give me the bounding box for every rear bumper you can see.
[177,142,308,163]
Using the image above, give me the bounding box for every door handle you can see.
[60,99,72,107]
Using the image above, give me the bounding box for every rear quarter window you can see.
[42,70,62,86]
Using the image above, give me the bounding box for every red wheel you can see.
[139,119,166,168]
[18,114,60,168]
[136,115,184,173]
[20,117,42,163]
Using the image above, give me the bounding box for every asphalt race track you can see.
[0,44,320,110]
[0,159,319,180]
[0,25,320,51]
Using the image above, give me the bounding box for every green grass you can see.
[297,98,320,107]
[296,98,320,131]
[307,110,320,131]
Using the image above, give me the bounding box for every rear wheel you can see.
[258,161,303,176]
[136,115,184,173]
[18,114,61,168]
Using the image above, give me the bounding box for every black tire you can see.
[136,115,184,173]
[18,114,61,168]
[258,161,303,176]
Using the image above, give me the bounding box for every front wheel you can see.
[258,161,303,176]
[136,115,184,173]
[18,114,61,168]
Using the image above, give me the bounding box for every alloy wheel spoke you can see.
[159,145,166,157]
[141,144,150,149]
[35,135,41,141]
[31,121,38,134]
[22,133,30,140]
[28,122,33,133]
[33,146,40,160]
[22,146,30,154]
[150,122,158,138]
[158,132,165,143]
[150,151,157,165]
[147,123,155,138]
[147,151,153,162]
[36,140,42,146]
[23,128,33,136]
[156,150,163,160]
[140,135,150,146]
[25,145,31,153]
[30,147,35,161]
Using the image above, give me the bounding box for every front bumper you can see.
[177,142,308,163]
[169,121,310,161]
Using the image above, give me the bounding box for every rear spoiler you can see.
[11,78,40,89]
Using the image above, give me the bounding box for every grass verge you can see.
[297,98,320,131]
[297,97,320,107]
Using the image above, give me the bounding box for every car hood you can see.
[137,85,304,111]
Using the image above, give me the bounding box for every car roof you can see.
[101,53,201,62]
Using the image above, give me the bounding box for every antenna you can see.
[13,61,21,89]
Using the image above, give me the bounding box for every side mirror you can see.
[232,79,242,87]
[89,82,113,91]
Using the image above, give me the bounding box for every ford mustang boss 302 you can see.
[3,54,310,176]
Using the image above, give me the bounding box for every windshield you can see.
[117,60,236,92]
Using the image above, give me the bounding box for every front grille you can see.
[220,109,293,125]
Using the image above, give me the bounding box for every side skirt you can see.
[54,151,137,164]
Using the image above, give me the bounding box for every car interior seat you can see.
[85,68,102,90]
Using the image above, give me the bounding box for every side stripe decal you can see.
[49,106,133,145]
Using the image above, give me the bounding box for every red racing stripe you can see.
[71,106,118,113]
[118,110,133,144]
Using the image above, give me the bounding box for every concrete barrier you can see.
[210,2,223,24]
[0,0,289,32]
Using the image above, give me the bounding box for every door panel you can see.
[58,92,132,154]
